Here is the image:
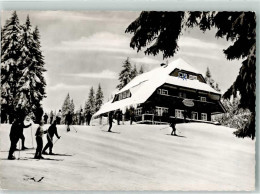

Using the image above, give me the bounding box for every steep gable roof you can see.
[94,58,221,116]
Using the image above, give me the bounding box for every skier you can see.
[49,110,54,124]
[56,110,62,125]
[34,121,47,159]
[43,113,48,124]
[65,111,72,132]
[130,110,135,125]
[16,105,28,150]
[108,111,114,132]
[170,117,177,136]
[8,118,32,160]
[86,111,92,126]
[42,120,60,155]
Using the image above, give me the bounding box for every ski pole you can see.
[160,126,169,130]
[53,137,60,145]
[72,125,77,133]
[18,139,21,160]
[30,125,34,148]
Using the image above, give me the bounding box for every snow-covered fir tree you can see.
[61,93,71,123]
[1,11,22,118]
[205,67,220,92]
[216,95,251,134]
[16,19,46,114]
[85,87,96,114]
[95,84,104,112]
[116,57,133,90]
[70,99,75,113]
[131,64,138,79]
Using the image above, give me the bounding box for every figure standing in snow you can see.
[34,121,47,159]
[65,111,72,132]
[130,109,135,125]
[116,110,122,125]
[170,117,177,136]
[49,110,54,124]
[43,113,48,124]
[8,118,32,160]
[56,110,62,125]
[108,112,114,132]
[80,109,84,125]
[16,104,28,150]
[86,111,92,126]
[42,120,60,155]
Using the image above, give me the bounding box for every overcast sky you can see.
[1,11,242,113]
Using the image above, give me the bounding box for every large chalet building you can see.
[94,58,226,123]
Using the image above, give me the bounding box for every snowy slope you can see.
[0,122,255,191]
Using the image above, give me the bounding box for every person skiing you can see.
[170,117,177,136]
[108,111,114,132]
[130,109,135,125]
[8,118,32,160]
[43,113,48,124]
[86,111,92,126]
[79,109,84,125]
[65,111,72,132]
[34,121,47,159]
[49,110,54,124]
[16,105,28,150]
[42,120,60,155]
[56,110,62,125]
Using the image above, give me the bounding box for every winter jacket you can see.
[35,126,47,138]
[56,112,62,118]
[10,120,31,139]
[47,124,59,138]
[65,114,72,125]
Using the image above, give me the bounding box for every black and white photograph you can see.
[0,10,256,191]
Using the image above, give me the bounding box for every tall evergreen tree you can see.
[95,84,104,112]
[61,93,71,122]
[16,20,46,114]
[126,11,256,139]
[1,11,22,118]
[116,57,133,90]
[131,64,138,79]
[70,99,75,113]
[205,67,219,90]
[85,87,96,114]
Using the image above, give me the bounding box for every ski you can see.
[101,130,120,134]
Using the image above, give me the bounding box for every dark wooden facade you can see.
[134,84,225,124]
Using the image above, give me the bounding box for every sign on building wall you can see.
[182,99,194,107]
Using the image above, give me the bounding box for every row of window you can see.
[157,89,207,102]
[175,109,207,121]
[178,72,198,80]
[135,107,207,121]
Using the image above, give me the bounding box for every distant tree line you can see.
[59,84,104,124]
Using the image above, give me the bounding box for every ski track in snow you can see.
[0,122,255,191]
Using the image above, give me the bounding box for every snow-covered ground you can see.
[0,122,255,191]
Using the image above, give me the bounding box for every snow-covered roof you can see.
[94,58,221,116]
